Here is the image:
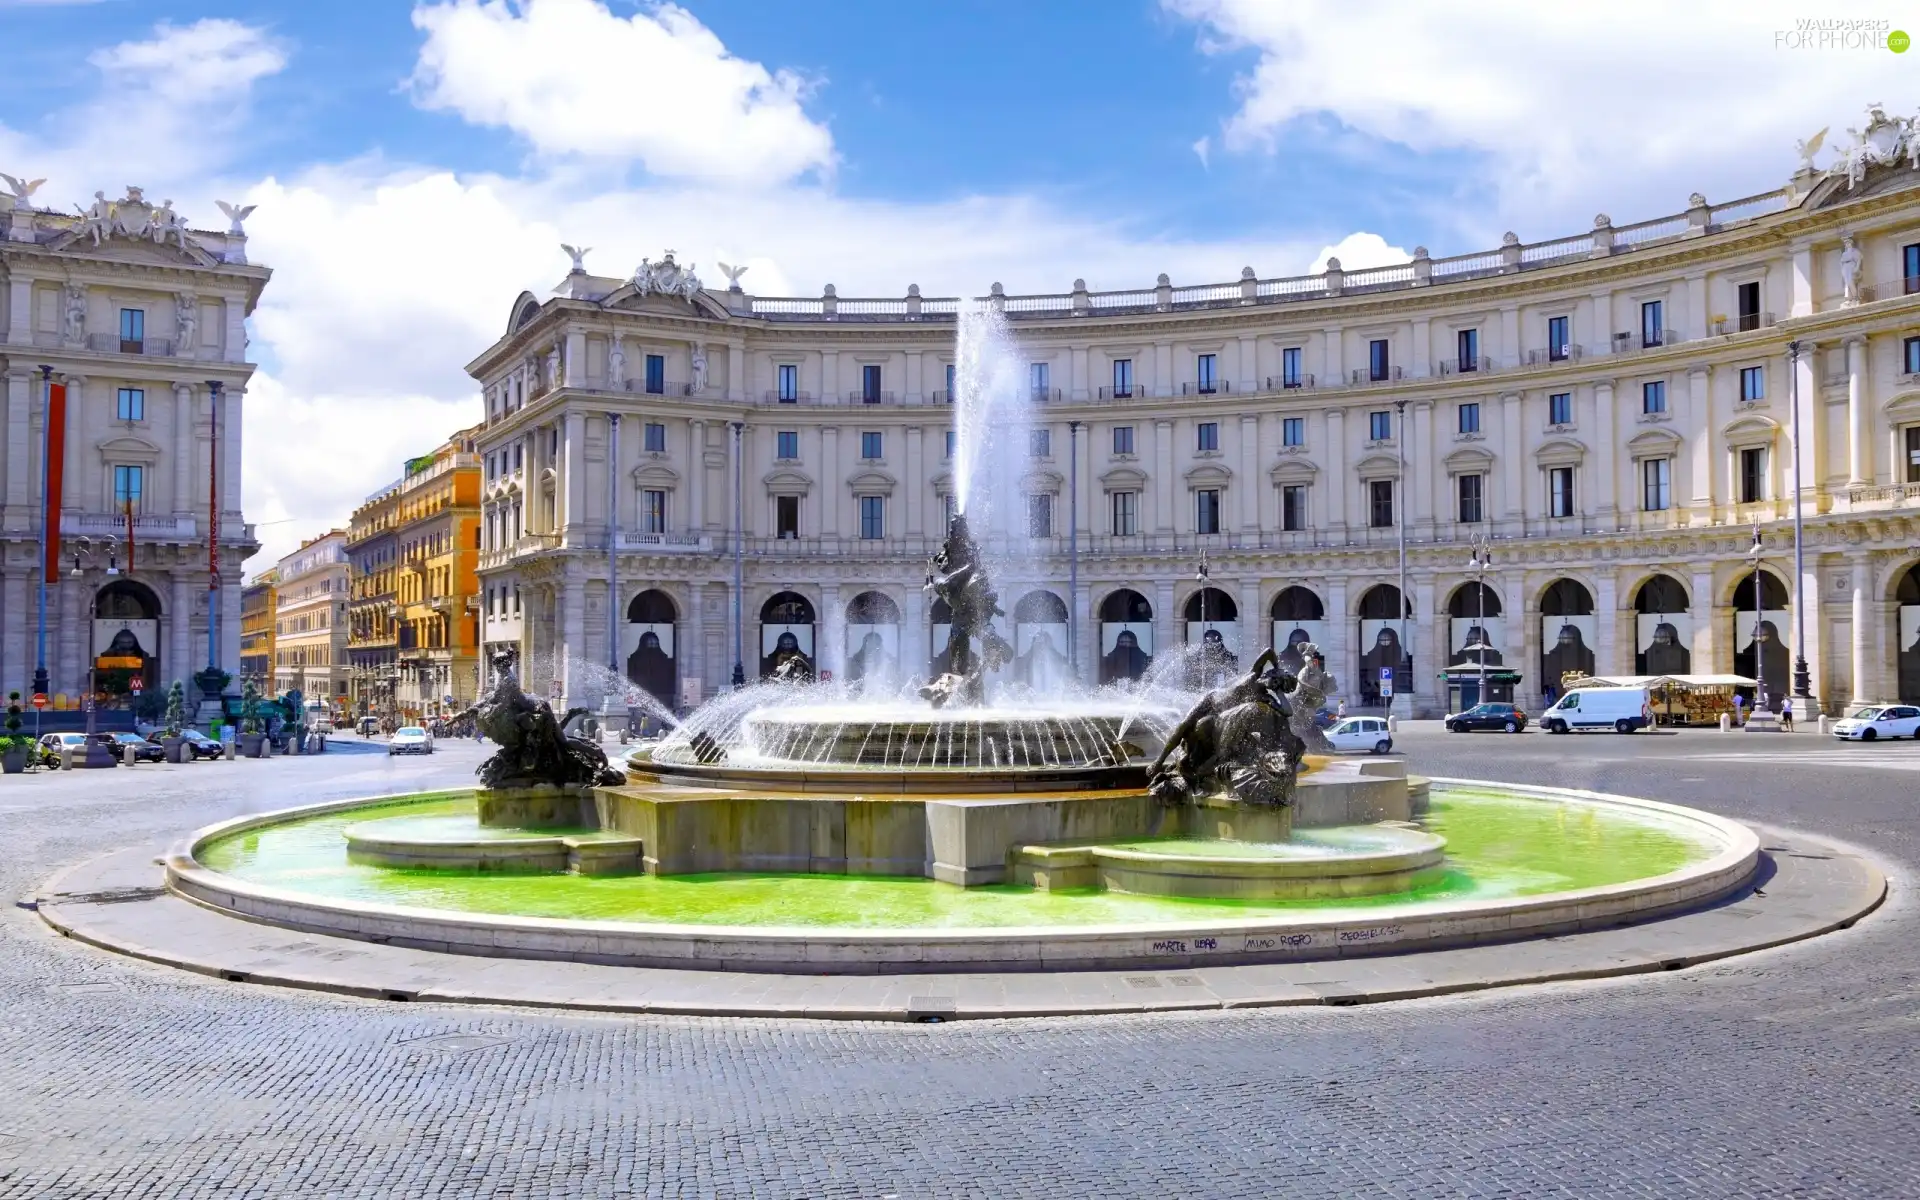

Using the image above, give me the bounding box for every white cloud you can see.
[1168,0,1914,241]
[1307,231,1410,274]
[0,19,286,197]
[1192,136,1211,169]
[408,0,835,183]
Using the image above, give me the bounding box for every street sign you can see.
[130,679,143,695]
[1379,666,1395,698]
[819,670,834,682]
[31,693,47,710]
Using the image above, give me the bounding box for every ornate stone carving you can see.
[919,514,1013,708]
[1830,104,1920,189]
[561,243,590,273]
[457,651,625,789]
[215,200,256,235]
[632,251,704,301]
[1149,647,1309,810]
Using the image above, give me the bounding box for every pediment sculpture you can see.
[632,250,705,301]
[1829,104,1920,190]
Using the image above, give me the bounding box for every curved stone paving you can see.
[2,734,1917,1197]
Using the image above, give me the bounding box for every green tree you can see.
[164,680,186,737]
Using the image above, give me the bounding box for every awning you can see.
[1579,674,1756,689]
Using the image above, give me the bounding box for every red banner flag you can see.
[43,380,66,579]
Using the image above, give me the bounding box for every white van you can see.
[1541,686,1652,734]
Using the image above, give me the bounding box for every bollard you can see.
[1719,713,1731,732]
[1386,715,1399,734]
[223,741,235,761]
[124,743,138,767]
[1818,714,1830,736]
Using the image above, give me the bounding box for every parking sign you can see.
[1379,666,1394,697]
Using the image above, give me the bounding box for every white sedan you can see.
[1325,716,1394,754]
[1831,704,1920,741]
[388,726,434,755]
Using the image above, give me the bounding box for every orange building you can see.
[388,426,482,719]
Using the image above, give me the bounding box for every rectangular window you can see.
[777,364,798,402]
[1281,484,1307,531]
[1195,489,1221,535]
[1740,448,1768,503]
[1549,392,1573,426]
[1026,493,1053,537]
[1740,366,1765,402]
[1369,410,1392,441]
[514,444,523,470]
[1548,315,1570,360]
[1457,328,1479,372]
[118,308,143,350]
[645,354,665,394]
[945,364,956,399]
[862,363,882,403]
[644,422,667,452]
[1549,466,1576,517]
[1282,346,1303,388]
[1642,380,1667,415]
[776,495,800,538]
[1905,336,1920,376]
[1641,300,1664,347]
[643,489,667,534]
[861,431,883,460]
[859,495,884,539]
[1907,427,1920,483]
[1197,421,1219,452]
[1113,425,1134,455]
[776,431,799,460]
[1737,282,1762,331]
[1030,361,1050,399]
[1282,417,1304,447]
[1196,353,1218,393]
[1030,428,1051,458]
[944,430,956,459]
[1906,243,1920,294]
[1111,491,1137,536]
[1113,359,1134,397]
[1643,458,1671,511]
[115,387,144,421]
[942,493,957,529]
[1369,479,1395,528]
[1457,402,1480,434]
[1457,473,1483,523]
[113,464,143,510]
[1369,339,1390,381]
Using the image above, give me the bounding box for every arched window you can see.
[1099,589,1152,622]
[761,591,816,625]
[626,589,676,623]
[1270,587,1324,621]
[1181,588,1237,622]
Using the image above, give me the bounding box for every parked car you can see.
[1831,704,1920,741]
[37,732,113,765]
[356,716,379,737]
[1326,716,1393,754]
[1446,702,1528,733]
[148,729,224,759]
[388,726,434,756]
[109,732,166,763]
[1540,686,1653,734]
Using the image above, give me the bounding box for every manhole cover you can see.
[1123,976,1162,989]
[1166,975,1204,987]
[400,1033,511,1054]
[47,981,120,996]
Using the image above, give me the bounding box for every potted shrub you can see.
[1,691,27,775]
[161,681,188,763]
[238,679,266,758]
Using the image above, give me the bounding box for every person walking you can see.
[1781,697,1794,732]
[1733,692,1747,727]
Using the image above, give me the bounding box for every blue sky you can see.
[0,0,1907,564]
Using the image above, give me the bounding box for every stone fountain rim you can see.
[156,779,1762,972]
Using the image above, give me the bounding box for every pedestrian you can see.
[1336,699,1347,719]
[1781,697,1794,732]
[1733,693,1747,726]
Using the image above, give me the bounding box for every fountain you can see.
[156,301,1763,975]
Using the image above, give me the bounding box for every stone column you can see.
[1595,574,1620,675]
[1409,317,1430,378]
[688,419,706,532]
[169,575,193,693]
[1070,345,1089,402]
[727,342,745,402]
[1847,335,1869,486]
[904,580,928,679]
[1322,327,1344,384]
[1410,401,1433,531]
[1789,243,1814,317]
[820,349,839,402]
[1239,577,1262,656]
[1,571,26,695]
[5,369,31,528]
[1520,581,1542,709]
[820,426,840,538]
[1591,381,1616,519]
[1321,409,1347,530]
[905,426,924,539]
[1153,577,1176,667]
[58,576,82,698]
[1153,419,1175,533]
[819,582,842,679]
[1236,335,1256,389]
[1500,393,1523,526]
[1690,566,1717,672]
[1153,341,1172,397]
[560,569,585,707]
[1688,366,1714,518]
[905,349,923,404]
[1851,553,1872,703]
[1412,577,1436,717]
[562,410,585,540]
[1238,415,1259,532]
[170,382,193,515]
[564,330,587,387]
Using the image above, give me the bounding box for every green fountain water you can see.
[198,788,1716,931]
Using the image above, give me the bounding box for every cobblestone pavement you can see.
[0,728,1916,1198]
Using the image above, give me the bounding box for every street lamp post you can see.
[1786,340,1813,709]
[72,536,120,767]
[1068,419,1081,676]
[730,420,745,688]
[206,380,224,676]
[1466,532,1493,708]
[34,365,54,698]
[1394,397,1410,720]
[606,412,621,678]
[1747,523,1768,715]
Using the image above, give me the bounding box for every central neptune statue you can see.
[920,513,1015,708]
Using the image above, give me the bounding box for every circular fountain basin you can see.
[344,813,643,875]
[168,782,1760,973]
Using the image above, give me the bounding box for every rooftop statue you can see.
[920,513,1013,708]
[457,651,626,789]
[1148,646,1309,810]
